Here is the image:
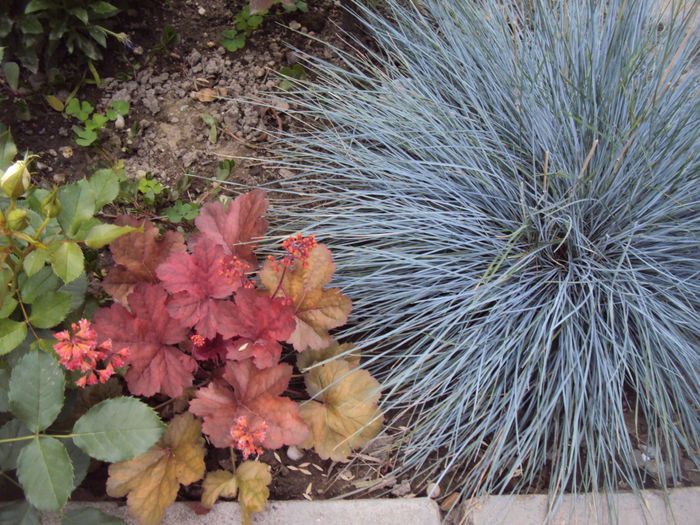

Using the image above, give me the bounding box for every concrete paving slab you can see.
[42,498,442,525]
[459,487,700,525]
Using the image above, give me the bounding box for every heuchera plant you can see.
[93,189,383,525]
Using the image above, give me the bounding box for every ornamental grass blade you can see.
[235,0,700,516]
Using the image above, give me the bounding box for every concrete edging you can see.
[42,498,442,525]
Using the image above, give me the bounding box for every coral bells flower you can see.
[53,319,129,387]
[219,255,254,288]
[268,233,317,272]
[230,416,268,460]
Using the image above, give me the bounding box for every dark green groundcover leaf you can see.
[16,436,73,512]
[72,397,164,462]
[8,350,65,432]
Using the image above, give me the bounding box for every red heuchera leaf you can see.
[93,283,196,398]
[185,334,234,363]
[189,360,309,449]
[156,237,237,339]
[218,288,296,369]
[194,190,268,266]
[104,217,186,304]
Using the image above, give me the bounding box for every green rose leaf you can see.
[64,439,90,489]
[0,319,27,356]
[24,0,54,13]
[58,179,96,238]
[89,168,119,209]
[20,266,61,304]
[72,397,164,462]
[23,249,49,277]
[9,350,65,432]
[59,273,88,312]
[0,369,9,411]
[0,125,18,171]
[62,507,125,525]
[83,223,141,249]
[16,436,73,512]
[0,419,32,470]
[0,297,18,318]
[49,242,84,284]
[28,291,72,328]
[0,500,41,525]
[2,62,19,91]
[90,1,119,17]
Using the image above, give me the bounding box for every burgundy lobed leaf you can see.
[218,288,296,369]
[194,190,268,267]
[156,237,237,339]
[93,283,196,398]
[104,216,186,304]
[189,359,309,450]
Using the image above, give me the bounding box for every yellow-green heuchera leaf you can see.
[300,360,383,462]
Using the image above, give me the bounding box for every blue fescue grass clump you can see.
[231,0,699,510]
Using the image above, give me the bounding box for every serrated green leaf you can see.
[0,297,17,318]
[69,7,88,24]
[0,419,32,470]
[0,368,9,411]
[0,19,13,39]
[0,500,41,525]
[20,266,61,303]
[28,291,72,328]
[19,15,43,34]
[0,319,27,356]
[24,0,54,13]
[64,439,90,489]
[72,397,164,462]
[83,223,141,249]
[49,242,84,284]
[23,248,49,277]
[62,507,125,525]
[90,1,119,17]
[2,62,19,91]
[59,273,87,312]
[0,125,17,172]
[17,436,73,511]
[9,350,65,432]
[58,180,96,238]
[89,169,119,209]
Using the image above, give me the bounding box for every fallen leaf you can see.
[201,469,238,509]
[194,88,217,102]
[104,217,186,305]
[300,360,383,461]
[236,461,271,525]
[189,359,309,449]
[259,244,352,351]
[93,283,196,398]
[106,413,206,525]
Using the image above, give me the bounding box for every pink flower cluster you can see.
[230,416,268,460]
[267,233,317,272]
[53,319,129,387]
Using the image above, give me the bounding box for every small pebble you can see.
[286,445,304,461]
[59,146,73,159]
[114,114,125,129]
[198,6,206,15]
[425,482,441,498]
[289,21,301,30]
